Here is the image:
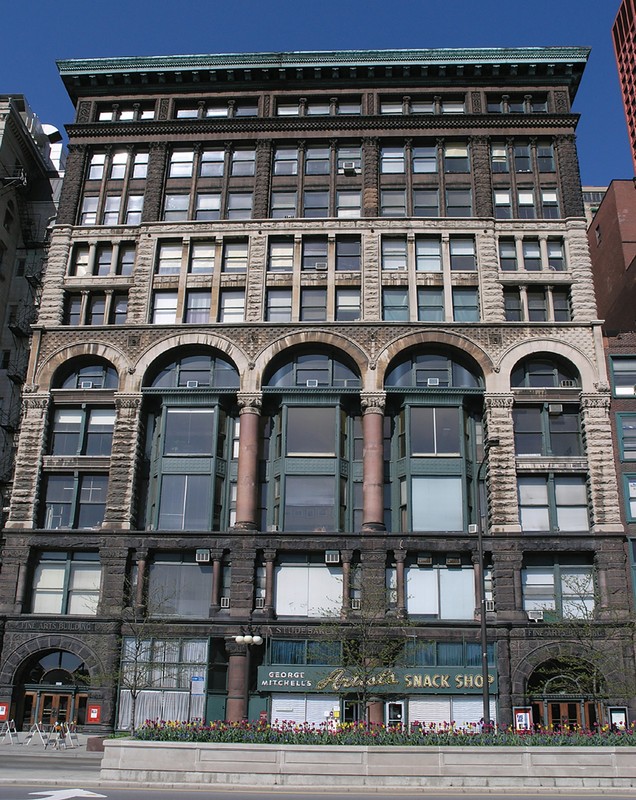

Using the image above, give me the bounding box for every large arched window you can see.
[140,350,239,531]
[262,349,362,532]
[384,351,484,533]
[511,355,580,389]
[53,358,119,390]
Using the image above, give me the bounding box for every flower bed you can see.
[134,719,636,746]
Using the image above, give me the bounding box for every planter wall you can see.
[101,740,636,788]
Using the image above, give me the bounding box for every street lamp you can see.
[476,436,499,728]
[235,631,263,645]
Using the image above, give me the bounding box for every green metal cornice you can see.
[57,47,590,75]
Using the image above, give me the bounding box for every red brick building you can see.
[614,0,636,173]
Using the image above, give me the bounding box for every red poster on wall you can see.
[0,703,8,722]
[87,704,101,724]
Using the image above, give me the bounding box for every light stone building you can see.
[0,48,633,733]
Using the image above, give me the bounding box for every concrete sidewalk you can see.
[0,735,103,786]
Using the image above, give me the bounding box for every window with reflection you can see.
[385,352,483,533]
[54,360,119,390]
[262,351,362,532]
[141,350,239,532]
[511,357,580,389]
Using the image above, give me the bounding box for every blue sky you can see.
[3,0,631,185]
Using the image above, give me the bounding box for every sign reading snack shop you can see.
[258,666,497,693]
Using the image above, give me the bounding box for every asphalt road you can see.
[3,792,636,800]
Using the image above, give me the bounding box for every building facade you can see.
[0,48,633,733]
[614,0,636,173]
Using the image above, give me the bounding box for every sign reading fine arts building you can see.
[257,666,497,694]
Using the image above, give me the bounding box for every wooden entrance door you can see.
[38,693,72,726]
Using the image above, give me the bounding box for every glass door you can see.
[386,700,405,728]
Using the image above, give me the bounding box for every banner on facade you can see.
[257,666,497,694]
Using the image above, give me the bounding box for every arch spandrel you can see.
[251,330,368,392]
[35,344,128,392]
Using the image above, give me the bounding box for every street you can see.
[2,792,636,800]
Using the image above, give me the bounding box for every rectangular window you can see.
[51,408,115,456]
[302,237,328,270]
[449,237,476,271]
[305,146,330,175]
[195,192,221,220]
[147,556,213,615]
[222,240,248,272]
[335,236,361,271]
[306,101,330,116]
[491,143,509,173]
[411,99,435,114]
[514,406,581,457]
[271,190,298,218]
[522,239,542,271]
[612,358,636,396]
[381,146,405,173]
[71,245,90,276]
[276,102,300,116]
[95,245,112,276]
[102,195,121,225]
[518,475,589,532]
[452,287,479,322]
[44,474,108,530]
[514,143,532,172]
[110,294,128,325]
[337,145,361,172]
[503,288,523,321]
[413,189,439,217]
[303,191,329,218]
[31,552,101,615]
[494,190,512,219]
[412,145,437,173]
[152,292,178,324]
[185,291,211,323]
[627,478,636,520]
[169,150,195,179]
[552,289,571,322]
[219,290,245,323]
[404,563,474,619]
[118,244,135,276]
[620,416,636,460]
[381,236,407,270]
[63,295,82,326]
[109,151,128,180]
[268,238,294,271]
[526,288,548,321]
[226,192,252,220]
[88,153,106,181]
[383,288,409,321]
[522,556,594,619]
[274,147,298,176]
[157,475,212,531]
[335,288,361,321]
[266,289,293,322]
[412,477,463,531]
[125,195,144,224]
[381,190,406,217]
[189,241,215,274]
[337,102,361,115]
[547,239,566,271]
[380,101,403,115]
[230,149,256,176]
[442,100,465,114]
[444,143,470,172]
[417,287,444,321]
[163,194,190,221]
[87,295,106,325]
[275,562,342,615]
[282,478,337,533]
[300,288,327,321]
[416,237,442,272]
[541,189,560,219]
[200,149,225,177]
[157,242,183,275]
[131,151,149,179]
[537,142,555,172]
[499,239,517,270]
[445,188,472,217]
[518,190,536,219]
[336,190,361,218]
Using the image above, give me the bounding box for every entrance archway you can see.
[15,649,90,729]
[527,657,604,729]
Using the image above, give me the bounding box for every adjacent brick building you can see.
[614,0,636,173]
[0,48,633,733]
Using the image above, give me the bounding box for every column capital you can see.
[114,393,142,410]
[263,549,277,561]
[361,392,386,414]
[225,638,249,656]
[580,393,611,411]
[484,393,514,410]
[237,392,263,413]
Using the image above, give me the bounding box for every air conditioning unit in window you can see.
[468,523,478,534]
[560,380,575,388]
[306,379,319,387]
[325,550,340,564]
[446,555,462,567]
[220,596,231,609]
[195,548,210,563]
[350,598,361,610]
[342,161,358,174]
[417,552,433,566]
[267,524,279,532]
[527,609,544,622]
[284,214,296,218]
[427,378,440,387]
[485,599,496,613]
[79,381,93,389]
[186,380,199,388]
[314,262,328,270]
[548,403,563,415]
[255,597,265,609]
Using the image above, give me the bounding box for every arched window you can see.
[53,359,118,390]
[141,349,240,531]
[262,350,362,532]
[511,356,580,389]
[384,350,484,533]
